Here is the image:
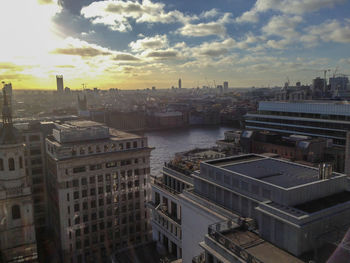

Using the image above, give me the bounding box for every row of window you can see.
[70,140,144,156]
[68,210,144,228]
[71,158,146,174]
[67,170,147,188]
[0,157,23,171]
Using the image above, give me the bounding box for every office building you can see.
[178,154,350,263]
[45,121,152,263]
[0,89,37,262]
[56,75,64,93]
[245,101,350,146]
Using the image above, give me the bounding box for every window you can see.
[75,216,80,225]
[91,212,97,220]
[98,175,103,182]
[90,188,96,196]
[29,135,40,141]
[98,187,103,194]
[99,210,104,218]
[30,148,41,155]
[0,159,3,171]
[126,142,131,149]
[82,190,87,198]
[90,164,102,171]
[83,202,88,210]
[74,191,79,200]
[89,176,95,184]
[91,200,96,208]
[74,203,80,212]
[12,205,21,219]
[73,179,79,187]
[133,141,137,148]
[81,177,87,185]
[83,214,88,222]
[73,166,86,173]
[19,157,23,168]
[106,161,117,168]
[8,158,15,171]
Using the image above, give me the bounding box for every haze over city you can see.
[2,0,350,90]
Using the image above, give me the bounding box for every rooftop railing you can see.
[164,162,192,176]
[150,175,180,195]
[208,220,264,263]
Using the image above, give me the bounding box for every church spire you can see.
[2,87,12,126]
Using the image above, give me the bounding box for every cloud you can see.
[81,0,197,32]
[177,13,232,37]
[52,38,112,57]
[200,8,220,19]
[184,38,236,59]
[301,19,350,44]
[236,0,345,23]
[129,35,168,51]
[114,53,140,61]
[146,50,178,59]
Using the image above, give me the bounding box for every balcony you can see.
[148,201,181,226]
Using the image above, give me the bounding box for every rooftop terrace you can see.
[208,220,303,263]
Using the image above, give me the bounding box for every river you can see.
[145,126,233,175]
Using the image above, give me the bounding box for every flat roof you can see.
[223,228,303,263]
[208,155,338,188]
[294,191,350,213]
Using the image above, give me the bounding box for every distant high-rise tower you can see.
[56,75,64,93]
[178,78,182,89]
[223,81,228,91]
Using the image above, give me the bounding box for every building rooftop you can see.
[208,221,304,263]
[224,229,303,263]
[294,191,350,213]
[207,155,340,189]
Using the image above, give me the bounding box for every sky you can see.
[1,0,350,90]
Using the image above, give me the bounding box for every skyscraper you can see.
[0,88,38,262]
[178,78,182,89]
[223,81,228,91]
[56,75,64,93]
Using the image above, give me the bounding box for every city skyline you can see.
[1,0,350,90]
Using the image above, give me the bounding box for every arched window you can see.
[0,158,3,171]
[8,158,15,171]
[12,205,21,219]
[19,157,23,169]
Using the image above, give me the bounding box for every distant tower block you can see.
[223,81,228,91]
[56,75,64,93]
[178,78,182,89]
